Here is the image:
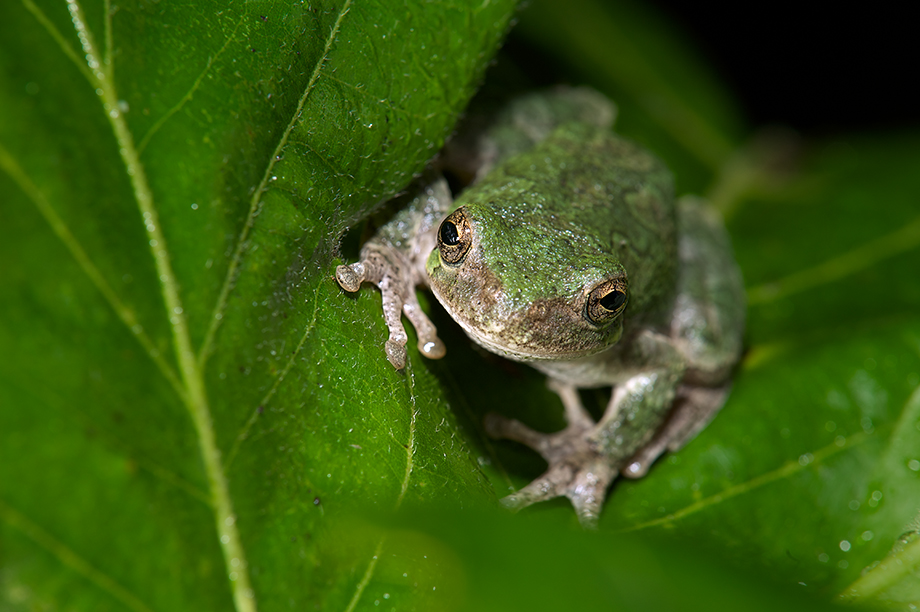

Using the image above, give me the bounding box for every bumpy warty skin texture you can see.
[427,123,677,362]
[336,88,745,526]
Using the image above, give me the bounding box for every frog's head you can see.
[426,203,629,363]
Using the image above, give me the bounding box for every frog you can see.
[335,87,745,527]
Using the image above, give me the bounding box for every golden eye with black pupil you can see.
[585,278,628,325]
[599,290,626,312]
[437,209,472,265]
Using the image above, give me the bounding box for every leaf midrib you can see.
[13,0,265,610]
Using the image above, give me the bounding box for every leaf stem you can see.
[62,1,257,610]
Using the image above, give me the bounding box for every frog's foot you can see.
[336,243,445,370]
[484,382,616,528]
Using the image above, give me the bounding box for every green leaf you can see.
[0,0,514,609]
[4,0,920,610]
[317,507,846,612]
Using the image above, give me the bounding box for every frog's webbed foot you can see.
[484,381,616,528]
[336,242,445,370]
[336,175,453,369]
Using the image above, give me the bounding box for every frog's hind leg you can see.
[484,380,617,528]
[620,197,746,478]
[622,384,729,478]
[670,196,745,386]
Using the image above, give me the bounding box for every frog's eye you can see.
[585,278,628,325]
[437,208,472,266]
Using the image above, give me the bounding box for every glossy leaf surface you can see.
[2,0,919,610]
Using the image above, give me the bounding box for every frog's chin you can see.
[452,315,623,364]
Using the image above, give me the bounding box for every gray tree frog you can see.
[335,88,745,527]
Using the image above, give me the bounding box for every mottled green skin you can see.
[336,87,745,525]
[427,122,677,361]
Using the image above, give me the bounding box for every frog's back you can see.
[465,122,678,323]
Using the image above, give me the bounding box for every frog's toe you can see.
[418,336,446,359]
[499,470,562,511]
[566,459,617,528]
[483,413,551,453]
[486,412,618,527]
[402,297,446,360]
[499,459,616,529]
[384,339,408,370]
[335,262,366,292]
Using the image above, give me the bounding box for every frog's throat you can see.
[443,306,624,363]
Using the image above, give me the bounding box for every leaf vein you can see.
[197,0,354,367]
[433,362,515,489]
[399,361,419,506]
[0,498,154,612]
[58,1,258,609]
[0,144,187,402]
[343,539,384,612]
[621,429,873,532]
[321,73,438,121]
[298,137,356,181]
[21,0,95,84]
[136,14,245,155]
[878,367,920,471]
[225,281,325,469]
[747,213,920,306]
[840,529,920,603]
[838,381,920,603]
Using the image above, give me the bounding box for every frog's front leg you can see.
[335,177,451,369]
[336,242,444,369]
[486,331,685,527]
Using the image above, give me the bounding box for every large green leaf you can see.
[3,0,920,610]
[0,0,514,609]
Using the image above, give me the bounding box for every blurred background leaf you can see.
[2,0,919,611]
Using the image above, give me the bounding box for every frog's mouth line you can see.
[427,244,625,363]
[445,306,624,364]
